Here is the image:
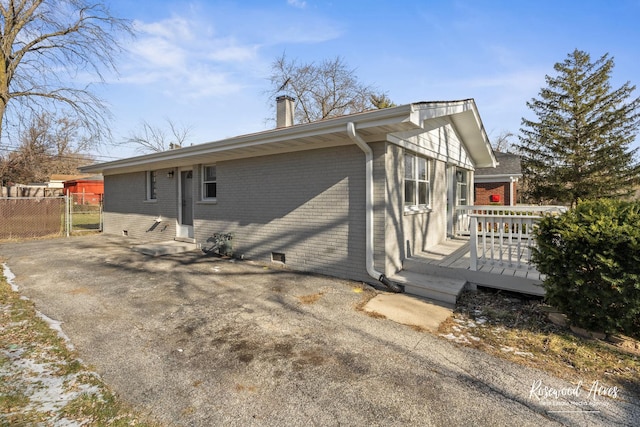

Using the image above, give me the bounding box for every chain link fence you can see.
[68,192,103,233]
[0,193,102,240]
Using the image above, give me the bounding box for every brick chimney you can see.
[276,95,295,128]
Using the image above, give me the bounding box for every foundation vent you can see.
[271,252,286,264]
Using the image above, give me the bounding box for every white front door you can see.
[447,167,469,237]
[177,169,194,239]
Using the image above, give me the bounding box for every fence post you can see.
[65,195,70,237]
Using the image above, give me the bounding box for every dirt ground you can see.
[1,234,638,426]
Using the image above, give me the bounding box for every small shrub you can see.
[532,199,640,338]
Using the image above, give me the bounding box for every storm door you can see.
[453,168,469,235]
[177,169,194,239]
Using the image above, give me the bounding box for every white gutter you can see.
[81,104,417,175]
[347,122,403,292]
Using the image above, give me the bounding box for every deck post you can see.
[469,216,478,271]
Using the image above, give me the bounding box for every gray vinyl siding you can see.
[384,144,405,276]
[383,145,449,276]
[193,145,370,282]
[388,119,474,169]
[103,169,178,241]
[371,142,387,276]
[401,159,447,255]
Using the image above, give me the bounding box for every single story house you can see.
[81,98,496,288]
[474,151,522,206]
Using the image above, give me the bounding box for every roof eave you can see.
[475,174,522,182]
[81,104,419,175]
[447,100,496,168]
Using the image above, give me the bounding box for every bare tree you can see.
[0,112,93,184]
[267,53,380,124]
[491,130,515,153]
[0,0,133,144]
[122,119,193,154]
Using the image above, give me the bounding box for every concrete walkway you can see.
[132,240,197,256]
[363,293,452,331]
[1,235,637,426]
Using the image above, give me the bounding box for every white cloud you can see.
[205,38,260,62]
[129,37,187,69]
[287,0,307,9]
[119,15,262,100]
[135,16,195,42]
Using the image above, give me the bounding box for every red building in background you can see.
[62,175,104,205]
[474,152,522,206]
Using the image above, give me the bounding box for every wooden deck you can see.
[419,238,543,280]
[401,237,545,300]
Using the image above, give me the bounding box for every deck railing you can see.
[455,206,567,271]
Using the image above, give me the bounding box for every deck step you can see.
[390,270,466,306]
[403,252,545,297]
[403,256,468,281]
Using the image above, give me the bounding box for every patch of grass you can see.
[60,389,152,426]
[297,291,325,305]
[0,389,30,414]
[0,267,162,426]
[71,211,101,230]
[438,288,640,396]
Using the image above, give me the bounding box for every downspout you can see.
[347,122,404,293]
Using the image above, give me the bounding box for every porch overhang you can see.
[412,100,496,168]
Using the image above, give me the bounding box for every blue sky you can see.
[95,0,640,161]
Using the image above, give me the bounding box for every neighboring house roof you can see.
[48,174,101,189]
[81,99,497,175]
[50,174,93,182]
[474,151,522,182]
[63,175,103,183]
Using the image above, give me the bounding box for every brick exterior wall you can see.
[102,138,473,283]
[192,145,370,282]
[103,146,371,282]
[474,181,516,206]
[103,169,178,240]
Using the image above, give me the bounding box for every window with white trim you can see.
[404,152,430,210]
[146,170,157,200]
[456,169,468,206]
[202,165,217,200]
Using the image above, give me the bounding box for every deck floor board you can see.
[411,237,543,282]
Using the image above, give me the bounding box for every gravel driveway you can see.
[1,235,638,426]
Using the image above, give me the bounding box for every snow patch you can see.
[3,262,18,291]
[500,346,534,358]
[2,351,101,425]
[3,263,75,351]
[36,312,75,351]
[440,333,471,344]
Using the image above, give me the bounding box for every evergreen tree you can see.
[518,49,640,205]
[370,93,396,109]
